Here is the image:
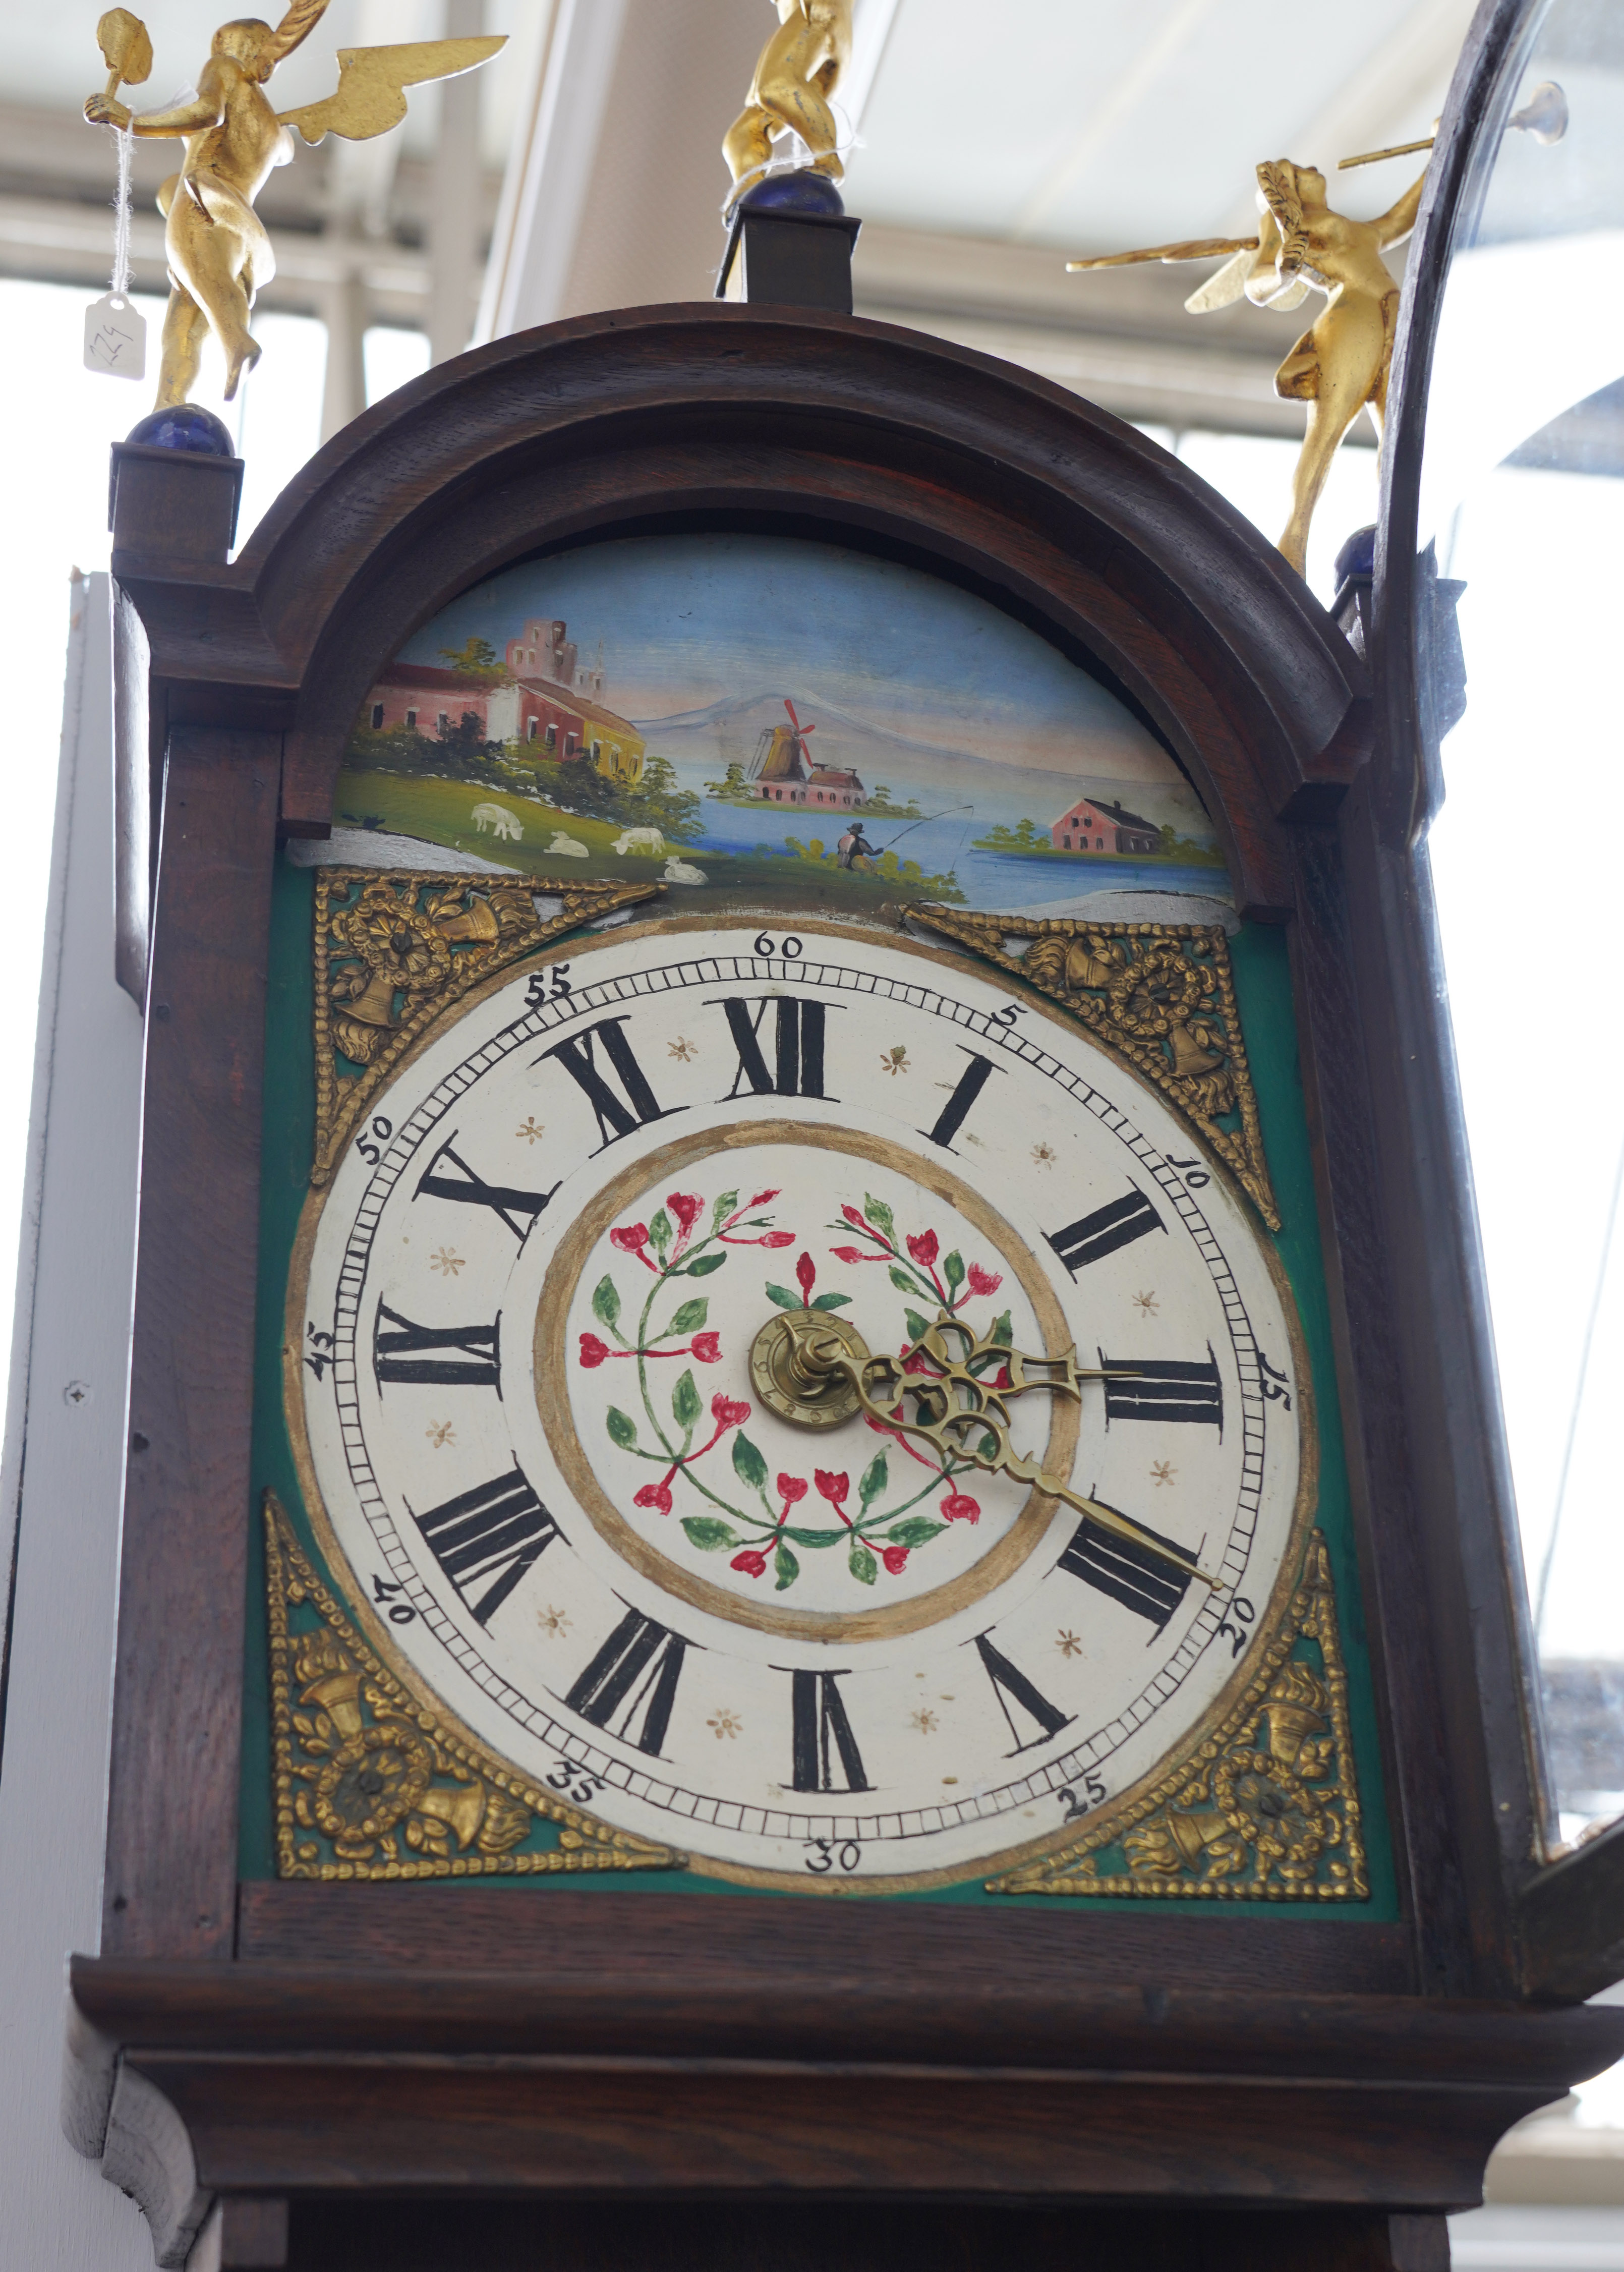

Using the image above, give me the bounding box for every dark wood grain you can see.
[235,1881,1414,1996]
[100,730,281,1959]
[1518,1812,1624,1997]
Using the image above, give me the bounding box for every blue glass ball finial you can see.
[738,171,846,218]
[125,404,237,458]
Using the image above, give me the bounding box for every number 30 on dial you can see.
[292,921,1310,1890]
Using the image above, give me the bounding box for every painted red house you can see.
[1052,794,1160,855]
[360,621,644,785]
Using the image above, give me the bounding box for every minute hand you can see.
[819,1319,1221,1592]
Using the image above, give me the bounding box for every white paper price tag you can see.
[83,292,146,381]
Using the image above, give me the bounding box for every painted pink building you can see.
[1052,795,1160,855]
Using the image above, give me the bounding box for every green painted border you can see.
[241,861,1397,1915]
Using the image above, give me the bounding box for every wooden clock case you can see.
[61,298,1624,2272]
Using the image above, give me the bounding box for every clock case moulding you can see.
[62,257,1624,2264]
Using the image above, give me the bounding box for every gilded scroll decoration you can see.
[312,868,658,1185]
[265,1493,682,1881]
[987,1531,1366,1899]
[907,907,1280,1228]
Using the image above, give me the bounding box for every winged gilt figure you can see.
[1069,158,1426,577]
[85,1,504,412]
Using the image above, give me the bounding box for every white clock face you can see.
[292,920,1309,1889]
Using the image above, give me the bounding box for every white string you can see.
[108,124,133,299]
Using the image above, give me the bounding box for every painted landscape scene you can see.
[334,534,1232,917]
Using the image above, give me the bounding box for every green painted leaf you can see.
[648,1207,672,1254]
[685,1252,726,1277]
[764,1282,801,1310]
[990,1308,1013,1347]
[809,1291,852,1311]
[774,1540,800,1592]
[667,1297,709,1335]
[849,1538,877,1586]
[711,1188,739,1227]
[943,1249,965,1290]
[732,1431,768,1490]
[904,1308,931,1346]
[863,1192,895,1237]
[605,1406,637,1447]
[885,1516,947,1548]
[592,1274,620,1329]
[672,1369,702,1429]
[783,1525,845,1548]
[888,1265,918,1297]
[681,1516,737,1551]
[978,1432,998,1461]
[858,1450,888,1510]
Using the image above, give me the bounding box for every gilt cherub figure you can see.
[723,0,854,213]
[1069,156,1427,577]
[84,1,503,413]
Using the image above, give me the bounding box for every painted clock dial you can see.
[291,920,1310,1889]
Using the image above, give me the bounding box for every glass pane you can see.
[1420,0,1624,1851]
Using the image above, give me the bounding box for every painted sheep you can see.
[611,826,665,857]
[471,802,522,841]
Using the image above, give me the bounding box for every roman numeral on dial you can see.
[373,1303,500,1390]
[539,1016,682,1152]
[410,1463,560,1625]
[1048,1188,1164,1276]
[921,1049,1002,1152]
[715,996,832,1100]
[564,1609,688,1756]
[790,1669,869,1793]
[1101,1350,1223,1431]
[974,1634,1074,1753]
[415,1135,558,1240]
[1057,1506,1197,1631]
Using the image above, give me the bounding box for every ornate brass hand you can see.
[749,1308,1218,1590]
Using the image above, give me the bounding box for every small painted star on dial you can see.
[909,1708,938,1734]
[425,1421,455,1448]
[1057,1629,1082,1658]
[668,1036,698,1061]
[1031,1142,1056,1168]
[1132,1289,1159,1317]
[429,1246,465,1276]
[536,1605,571,1639]
[1150,1460,1176,1487]
[708,1710,742,1740]
[515,1116,545,1144]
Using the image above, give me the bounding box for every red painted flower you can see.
[830,1245,884,1265]
[711,1394,750,1431]
[796,1250,817,1302]
[634,1480,673,1515]
[815,1469,850,1506]
[667,1190,703,1248]
[691,1332,722,1364]
[841,1205,868,1231]
[747,1188,780,1208]
[731,1548,769,1578]
[757,1230,795,1248]
[777,1473,808,1505]
[966,1263,1004,1298]
[906,1230,940,1268]
[941,1491,980,1524]
[610,1222,649,1253]
[577,1332,610,1368]
[881,1545,910,1576]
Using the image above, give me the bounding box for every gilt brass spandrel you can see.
[908,906,1280,1230]
[987,1530,1367,1901]
[311,867,660,1187]
[265,1492,682,1881]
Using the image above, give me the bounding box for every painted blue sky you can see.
[400,533,1190,790]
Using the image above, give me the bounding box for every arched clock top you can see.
[112,305,1370,923]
